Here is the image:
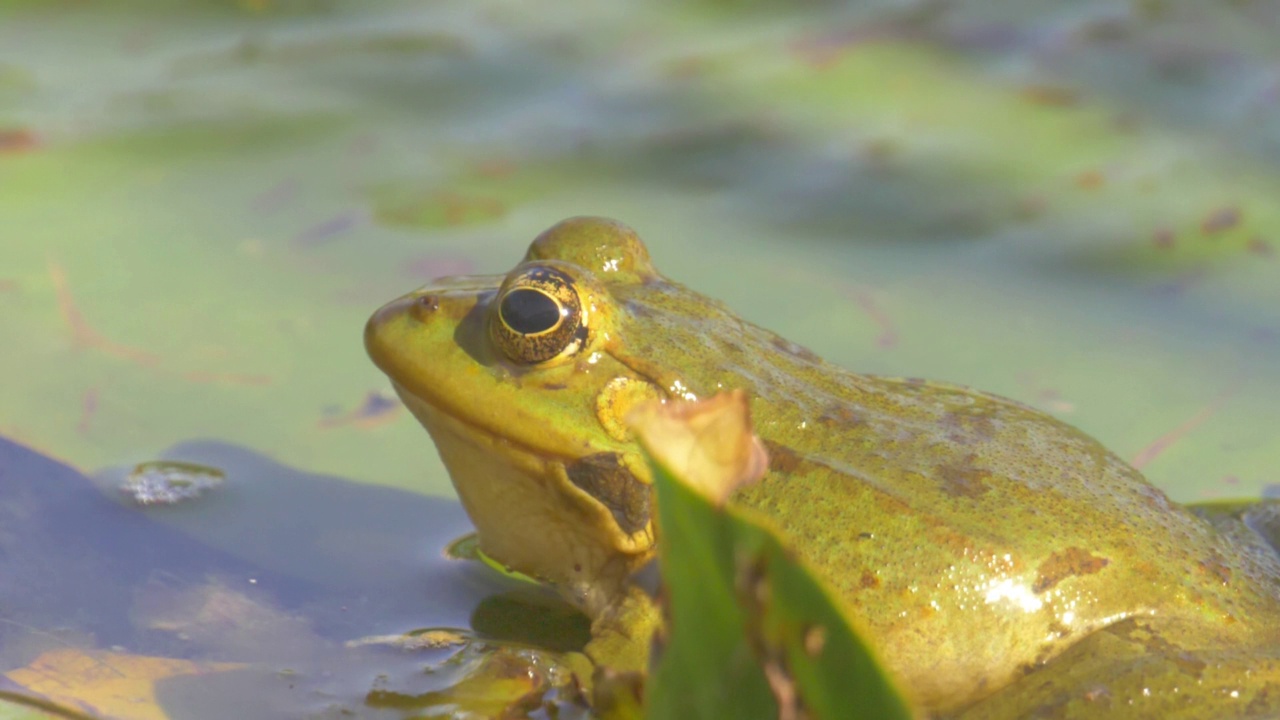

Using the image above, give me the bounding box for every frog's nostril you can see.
[412,294,441,320]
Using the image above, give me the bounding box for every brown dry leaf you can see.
[344,628,470,650]
[628,390,768,506]
[5,649,242,720]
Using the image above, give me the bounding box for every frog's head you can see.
[366,217,678,607]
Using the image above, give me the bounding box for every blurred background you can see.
[3,0,1280,500]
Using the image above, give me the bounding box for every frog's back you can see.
[751,356,1280,711]
[612,277,1280,711]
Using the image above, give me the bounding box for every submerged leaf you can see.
[4,650,242,720]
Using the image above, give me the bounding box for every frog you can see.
[365,216,1280,717]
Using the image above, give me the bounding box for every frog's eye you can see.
[490,266,589,365]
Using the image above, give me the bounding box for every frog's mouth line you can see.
[389,379,581,468]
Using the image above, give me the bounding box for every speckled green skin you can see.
[366,217,1280,717]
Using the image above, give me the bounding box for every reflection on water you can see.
[0,437,590,718]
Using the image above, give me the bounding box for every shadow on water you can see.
[0,436,590,718]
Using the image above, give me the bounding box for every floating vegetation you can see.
[120,461,226,506]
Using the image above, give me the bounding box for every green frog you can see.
[365,217,1280,717]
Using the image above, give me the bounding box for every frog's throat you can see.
[391,383,656,588]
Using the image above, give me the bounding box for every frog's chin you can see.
[389,383,655,590]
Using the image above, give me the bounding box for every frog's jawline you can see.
[388,377,604,465]
[390,379,654,552]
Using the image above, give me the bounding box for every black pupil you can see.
[501,288,562,334]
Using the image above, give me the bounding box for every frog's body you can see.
[366,217,1280,717]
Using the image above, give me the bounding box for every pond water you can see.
[2,1,1279,717]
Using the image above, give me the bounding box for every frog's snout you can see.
[365,294,415,364]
